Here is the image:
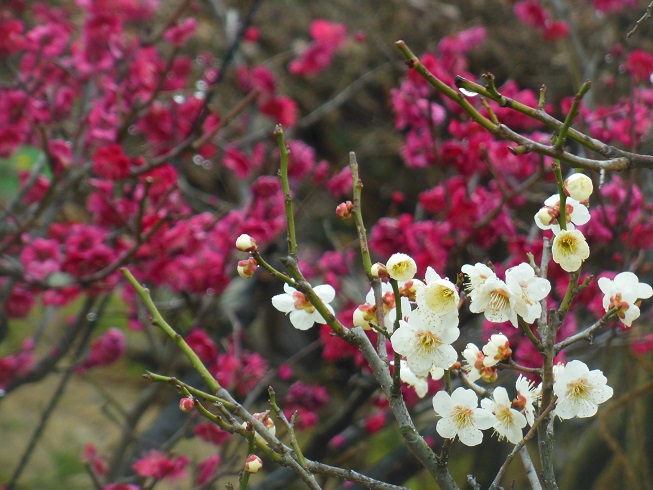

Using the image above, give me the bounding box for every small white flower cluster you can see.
[530,176,653,328]
[433,358,614,446]
[387,257,460,378]
[534,174,593,273]
[462,334,511,383]
[463,262,551,328]
[432,376,538,446]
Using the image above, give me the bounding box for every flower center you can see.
[517,280,535,305]
[293,291,315,313]
[391,261,412,277]
[496,405,513,425]
[422,283,456,314]
[557,235,576,254]
[608,292,630,319]
[417,330,442,351]
[452,405,474,429]
[488,289,510,313]
[567,378,589,399]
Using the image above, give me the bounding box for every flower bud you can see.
[535,207,556,227]
[564,173,593,202]
[352,303,377,330]
[370,262,389,279]
[253,412,276,436]
[245,454,263,473]
[482,333,512,367]
[237,257,258,279]
[335,201,353,220]
[385,253,417,281]
[236,234,258,253]
[398,279,423,301]
[480,366,498,383]
[179,397,195,412]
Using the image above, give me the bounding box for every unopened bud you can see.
[179,397,195,412]
[237,257,258,279]
[245,454,263,473]
[253,412,276,436]
[371,262,389,279]
[352,303,377,330]
[535,207,556,227]
[482,333,512,367]
[336,201,354,220]
[236,234,258,253]
[564,173,593,202]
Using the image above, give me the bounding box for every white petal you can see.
[492,387,511,405]
[436,417,458,440]
[457,425,483,446]
[314,284,336,304]
[504,424,524,444]
[597,276,612,295]
[424,266,442,283]
[431,344,458,370]
[289,310,314,330]
[451,387,478,407]
[272,293,295,313]
[432,390,452,415]
[438,326,461,345]
[473,408,496,430]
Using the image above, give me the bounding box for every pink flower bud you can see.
[236,234,258,253]
[253,411,276,436]
[370,262,389,279]
[245,454,263,473]
[237,257,258,279]
[179,397,195,412]
[335,201,353,220]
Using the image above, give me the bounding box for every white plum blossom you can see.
[398,360,443,398]
[391,308,459,376]
[399,360,429,398]
[482,333,512,367]
[552,229,590,272]
[461,263,497,300]
[553,360,613,420]
[462,343,483,382]
[272,283,335,330]
[469,277,517,327]
[432,387,494,446]
[505,262,551,323]
[564,173,593,202]
[598,272,653,327]
[386,253,417,281]
[514,375,540,426]
[415,267,459,320]
[534,194,590,234]
[481,387,527,444]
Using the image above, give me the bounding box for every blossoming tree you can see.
[2,0,653,489]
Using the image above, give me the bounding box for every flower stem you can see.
[350,152,373,276]
[274,125,298,259]
[121,267,220,392]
